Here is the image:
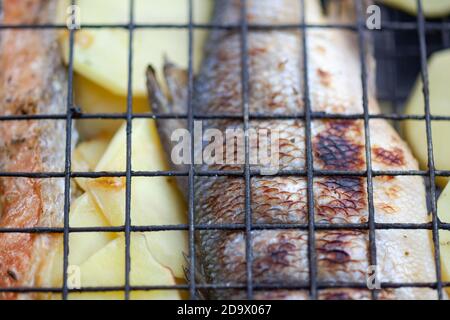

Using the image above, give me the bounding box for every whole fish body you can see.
[0,0,73,299]
[149,0,440,300]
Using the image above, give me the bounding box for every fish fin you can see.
[163,57,189,113]
[146,64,170,114]
[146,59,189,119]
[146,64,189,198]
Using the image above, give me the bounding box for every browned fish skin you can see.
[149,0,440,300]
[0,0,69,299]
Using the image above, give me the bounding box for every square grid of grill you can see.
[0,0,449,300]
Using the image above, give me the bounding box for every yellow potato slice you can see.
[69,234,181,300]
[43,192,182,300]
[72,136,111,190]
[41,193,115,297]
[86,119,187,278]
[438,182,450,295]
[382,0,450,17]
[57,0,212,96]
[69,194,116,266]
[73,74,148,139]
[403,49,450,188]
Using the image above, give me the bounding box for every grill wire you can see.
[0,0,449,300]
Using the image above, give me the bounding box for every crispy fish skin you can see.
[0,0,71,299]
[148,0,440,300]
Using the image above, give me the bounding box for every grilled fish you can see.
[0,0,73,299]
[148,0,440,299]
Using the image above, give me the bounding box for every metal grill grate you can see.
[0,0,450,300]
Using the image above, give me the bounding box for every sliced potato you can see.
[44,192,182,300]
[72,136,111,190]
[403,49,450,188]
[69,194,116,266]
[382,0,450,17]
[73,136,111,169]
[86,119,187,278]
[43,193,115,293]
[74,74,148,139]
[438,182,450,295]
[57,0,212,97]
[69,234,180,300]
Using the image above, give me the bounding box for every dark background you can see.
[374,4,450,114]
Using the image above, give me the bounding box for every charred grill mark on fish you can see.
[372,147,405,167]
[314,177,368,224]
[313,120,365,171]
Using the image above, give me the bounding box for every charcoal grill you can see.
[0,0,449,300]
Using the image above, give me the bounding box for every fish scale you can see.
[148,0,441,299]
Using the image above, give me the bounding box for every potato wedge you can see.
[72,136,111,190]
[438,182,450,295]
[42,193,115,294]
[382,0,450,17]
[86,119,187,278]
[44,193,182,300]
[74,74,148,139]
[57,0,212,96]
[69,194,116,266]
[69,234,181,300]
[403,49,450,188]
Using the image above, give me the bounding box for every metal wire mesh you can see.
[0,0,449,300]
